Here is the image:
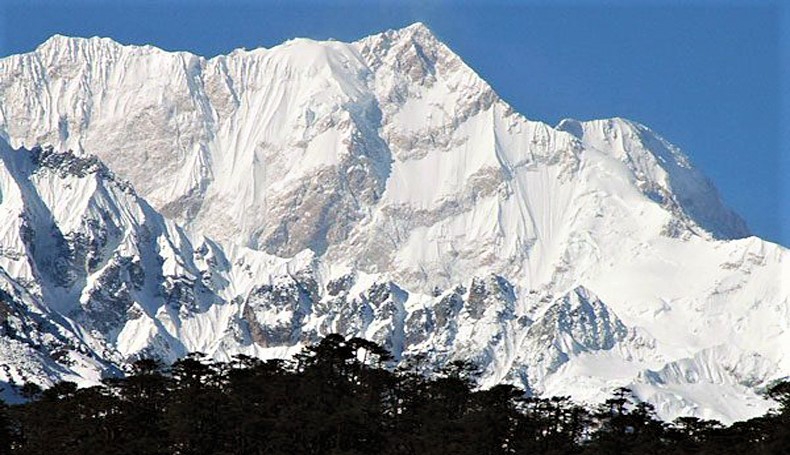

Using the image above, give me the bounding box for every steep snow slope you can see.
[0,24,787,423]
[0,24,746,262]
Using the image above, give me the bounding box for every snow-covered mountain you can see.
[0,23,786,423]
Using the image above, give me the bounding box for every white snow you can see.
[0,23,786,424]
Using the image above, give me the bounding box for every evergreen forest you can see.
[0,334,787,454]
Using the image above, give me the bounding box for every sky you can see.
[1,0,787,246]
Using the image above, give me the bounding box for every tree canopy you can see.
[1,334,787,454]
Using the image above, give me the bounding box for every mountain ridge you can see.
[0,24,786,423]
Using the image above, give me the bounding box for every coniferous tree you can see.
[166,353,228,455]
[102,358,171,455]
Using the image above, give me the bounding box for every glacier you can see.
[0,23,787,423]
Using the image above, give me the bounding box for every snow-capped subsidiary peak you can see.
[556,117,749,239]
[515,286,629,388]
[0,27,787,423]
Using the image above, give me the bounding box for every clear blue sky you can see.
[1,0,787,246]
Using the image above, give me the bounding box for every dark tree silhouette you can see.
[2,334,788,455]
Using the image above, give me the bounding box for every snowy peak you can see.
[0,23,754,285]
[523,286,628,379]
[394,21,436,38]
[0,26,786,423]
[356,22,496,111]
[0,139,243,371]
[557,117,749,239]
[543,286,628,352]
[36,33,121,53]
[357,22,451,76]
[1,23,742,258]
[34,33,195,62]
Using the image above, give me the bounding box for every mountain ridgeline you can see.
[0,23,787,423]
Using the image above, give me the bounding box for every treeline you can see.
[0,334,787,454]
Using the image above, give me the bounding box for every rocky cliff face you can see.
[0,24,786,423]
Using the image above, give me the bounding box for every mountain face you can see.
[0,23,786,423]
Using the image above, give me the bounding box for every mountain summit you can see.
[0,24,786,423]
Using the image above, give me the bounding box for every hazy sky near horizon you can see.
[1,0,787,246]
